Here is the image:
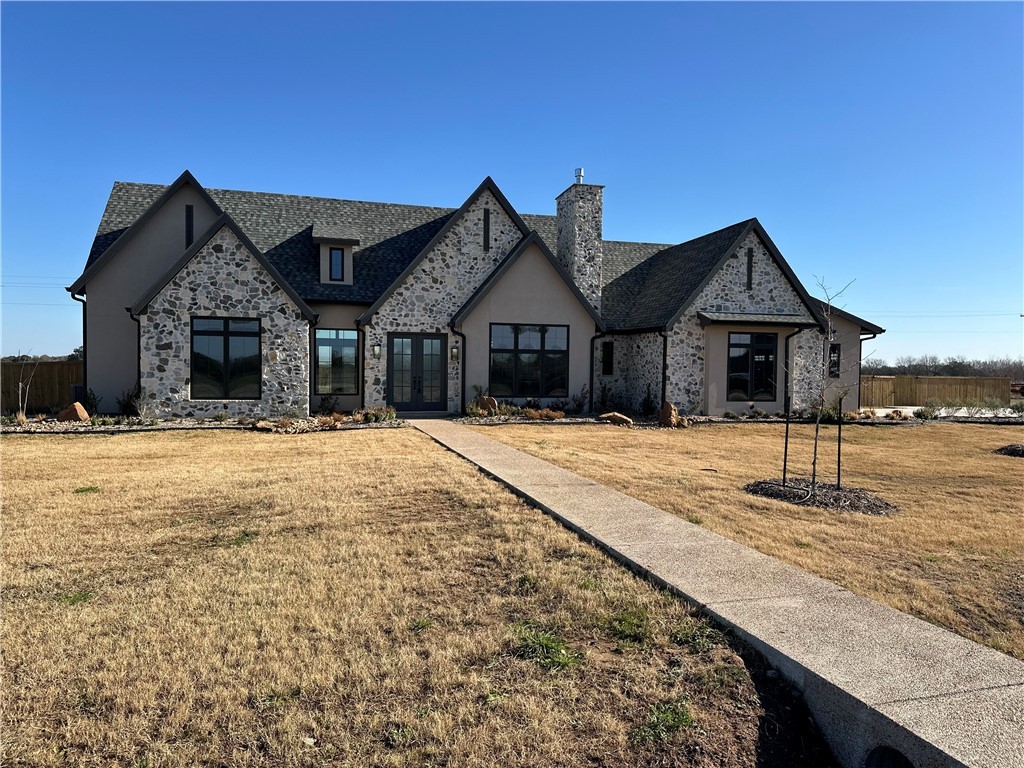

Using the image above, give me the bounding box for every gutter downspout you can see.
[125,307,142,413]
[450,325,467,414]
[355,319,367,411]
[857,332,878,410]
[71,292,87,397]
[589,327,606,414]
[659,330,669,407]
[782,327,803,487]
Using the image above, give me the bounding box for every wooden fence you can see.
[1,361,83,414]
[859,375,1011,408]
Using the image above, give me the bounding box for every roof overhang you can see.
[696,311,820,328]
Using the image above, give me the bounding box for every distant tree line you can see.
[2,346,83,363]
[861,354,1023,380]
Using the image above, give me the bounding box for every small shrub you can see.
[116,384,142,417]
[568,384,589,415]
[984,397,1005,415]
[640,383,656,417]
[1010,400,1024,415]
[496,401,524,417]
[963,399,984,418]
[512,622,581,670]
[524,408,541,420]
[749,407,766,419]
[629,700,695,744]
[860,409,876,420]
[465,402,485,418]
[913,405,939,420]
[539,408,563,421]
[842,411,860,421]
[81,388,102,415]
[15,410,27,426]
[607,608,651,645]
[721,410,736,419]
[212,411,229,423]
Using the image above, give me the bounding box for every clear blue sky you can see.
[2,1,1021,363]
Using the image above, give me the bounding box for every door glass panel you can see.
[392,337,413,403]
[422,338,442,403]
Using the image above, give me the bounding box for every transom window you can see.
[329,247,345,281]
[315,329,359,395]
[727,332,777,402]
[191,318,261,400]
[489,324,569,398]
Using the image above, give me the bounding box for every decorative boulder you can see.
[598,411,633,427]
[475,395,499,415]
[659,401,679,427]
[57,402,90,422]
[676,416,690,429]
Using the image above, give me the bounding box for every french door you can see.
[387,333,447,411]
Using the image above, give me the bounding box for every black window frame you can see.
[329,247,345,282]
[727,332,778,402]
[601,340,614,376]
[488,323,570,398]
[313,328,360,396]
[828,343,841,379]
[190,317,262,401]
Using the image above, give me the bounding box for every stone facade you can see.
[363,189,523,410]
[556,184,603,311]
[593,332,663,413]
[666,231,820,414]
[139,226,310,418]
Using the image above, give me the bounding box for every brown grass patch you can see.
[471,422,1024,659]
[1,430,832,767]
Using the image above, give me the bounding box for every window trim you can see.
[488,323,570,398]
[726,331,778,402]
[190,317,262,401]
[828,343,841,379]
[313,328,360,396]
[329,247,345,282]
[601,340,614,376]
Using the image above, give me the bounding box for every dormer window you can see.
[329,247,345,281]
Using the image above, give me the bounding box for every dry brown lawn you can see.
[471,421,1024,659]
[1,428,831,767]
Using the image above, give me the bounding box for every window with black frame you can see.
[727,332,777,401]
[315,329,358,395]
[191,318,261,399]
[489,324,569,398]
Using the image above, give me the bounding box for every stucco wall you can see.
[790,312,862,412]
[139,226,309,418]
[460,242,597,407]
[308,302,364,413]
[666,231,819,415]
[85,185,220,411]
[363,189,523,411]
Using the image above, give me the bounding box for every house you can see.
[67,170,883,417]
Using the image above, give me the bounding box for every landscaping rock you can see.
[677,416,690,429]
[475,395,499,415]
[57,402,90,422]
[659,401,679,427]
[598,412,633,427]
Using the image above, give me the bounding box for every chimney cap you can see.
[574,168,584,184]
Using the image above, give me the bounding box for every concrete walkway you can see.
[414,419,1024,768]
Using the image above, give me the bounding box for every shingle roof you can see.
[80,182,831,334]
[601,219,755,330]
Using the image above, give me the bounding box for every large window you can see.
[315,329,359,395]
[489,324,569,398]
[191,318,261,400]
[727,332,777,401]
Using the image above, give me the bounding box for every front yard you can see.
[471,421,1024,659]
[1,429,831,767]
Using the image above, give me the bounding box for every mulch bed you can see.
[744,478,897,516]
[994,444,1024,458]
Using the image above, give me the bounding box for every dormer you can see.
[313,224,359,285]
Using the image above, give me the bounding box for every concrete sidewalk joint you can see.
[414,419,1024,768]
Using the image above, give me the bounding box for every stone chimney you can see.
[556,169,604,311]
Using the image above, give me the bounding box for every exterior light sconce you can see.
[372,343,382,359]
[450,345,459,362]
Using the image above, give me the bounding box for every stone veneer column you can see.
[556,183,603,311]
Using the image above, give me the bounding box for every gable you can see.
[680,229,818,325]
[133,216,317,323]
[357,179,529,328]
[70,171,222,295]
